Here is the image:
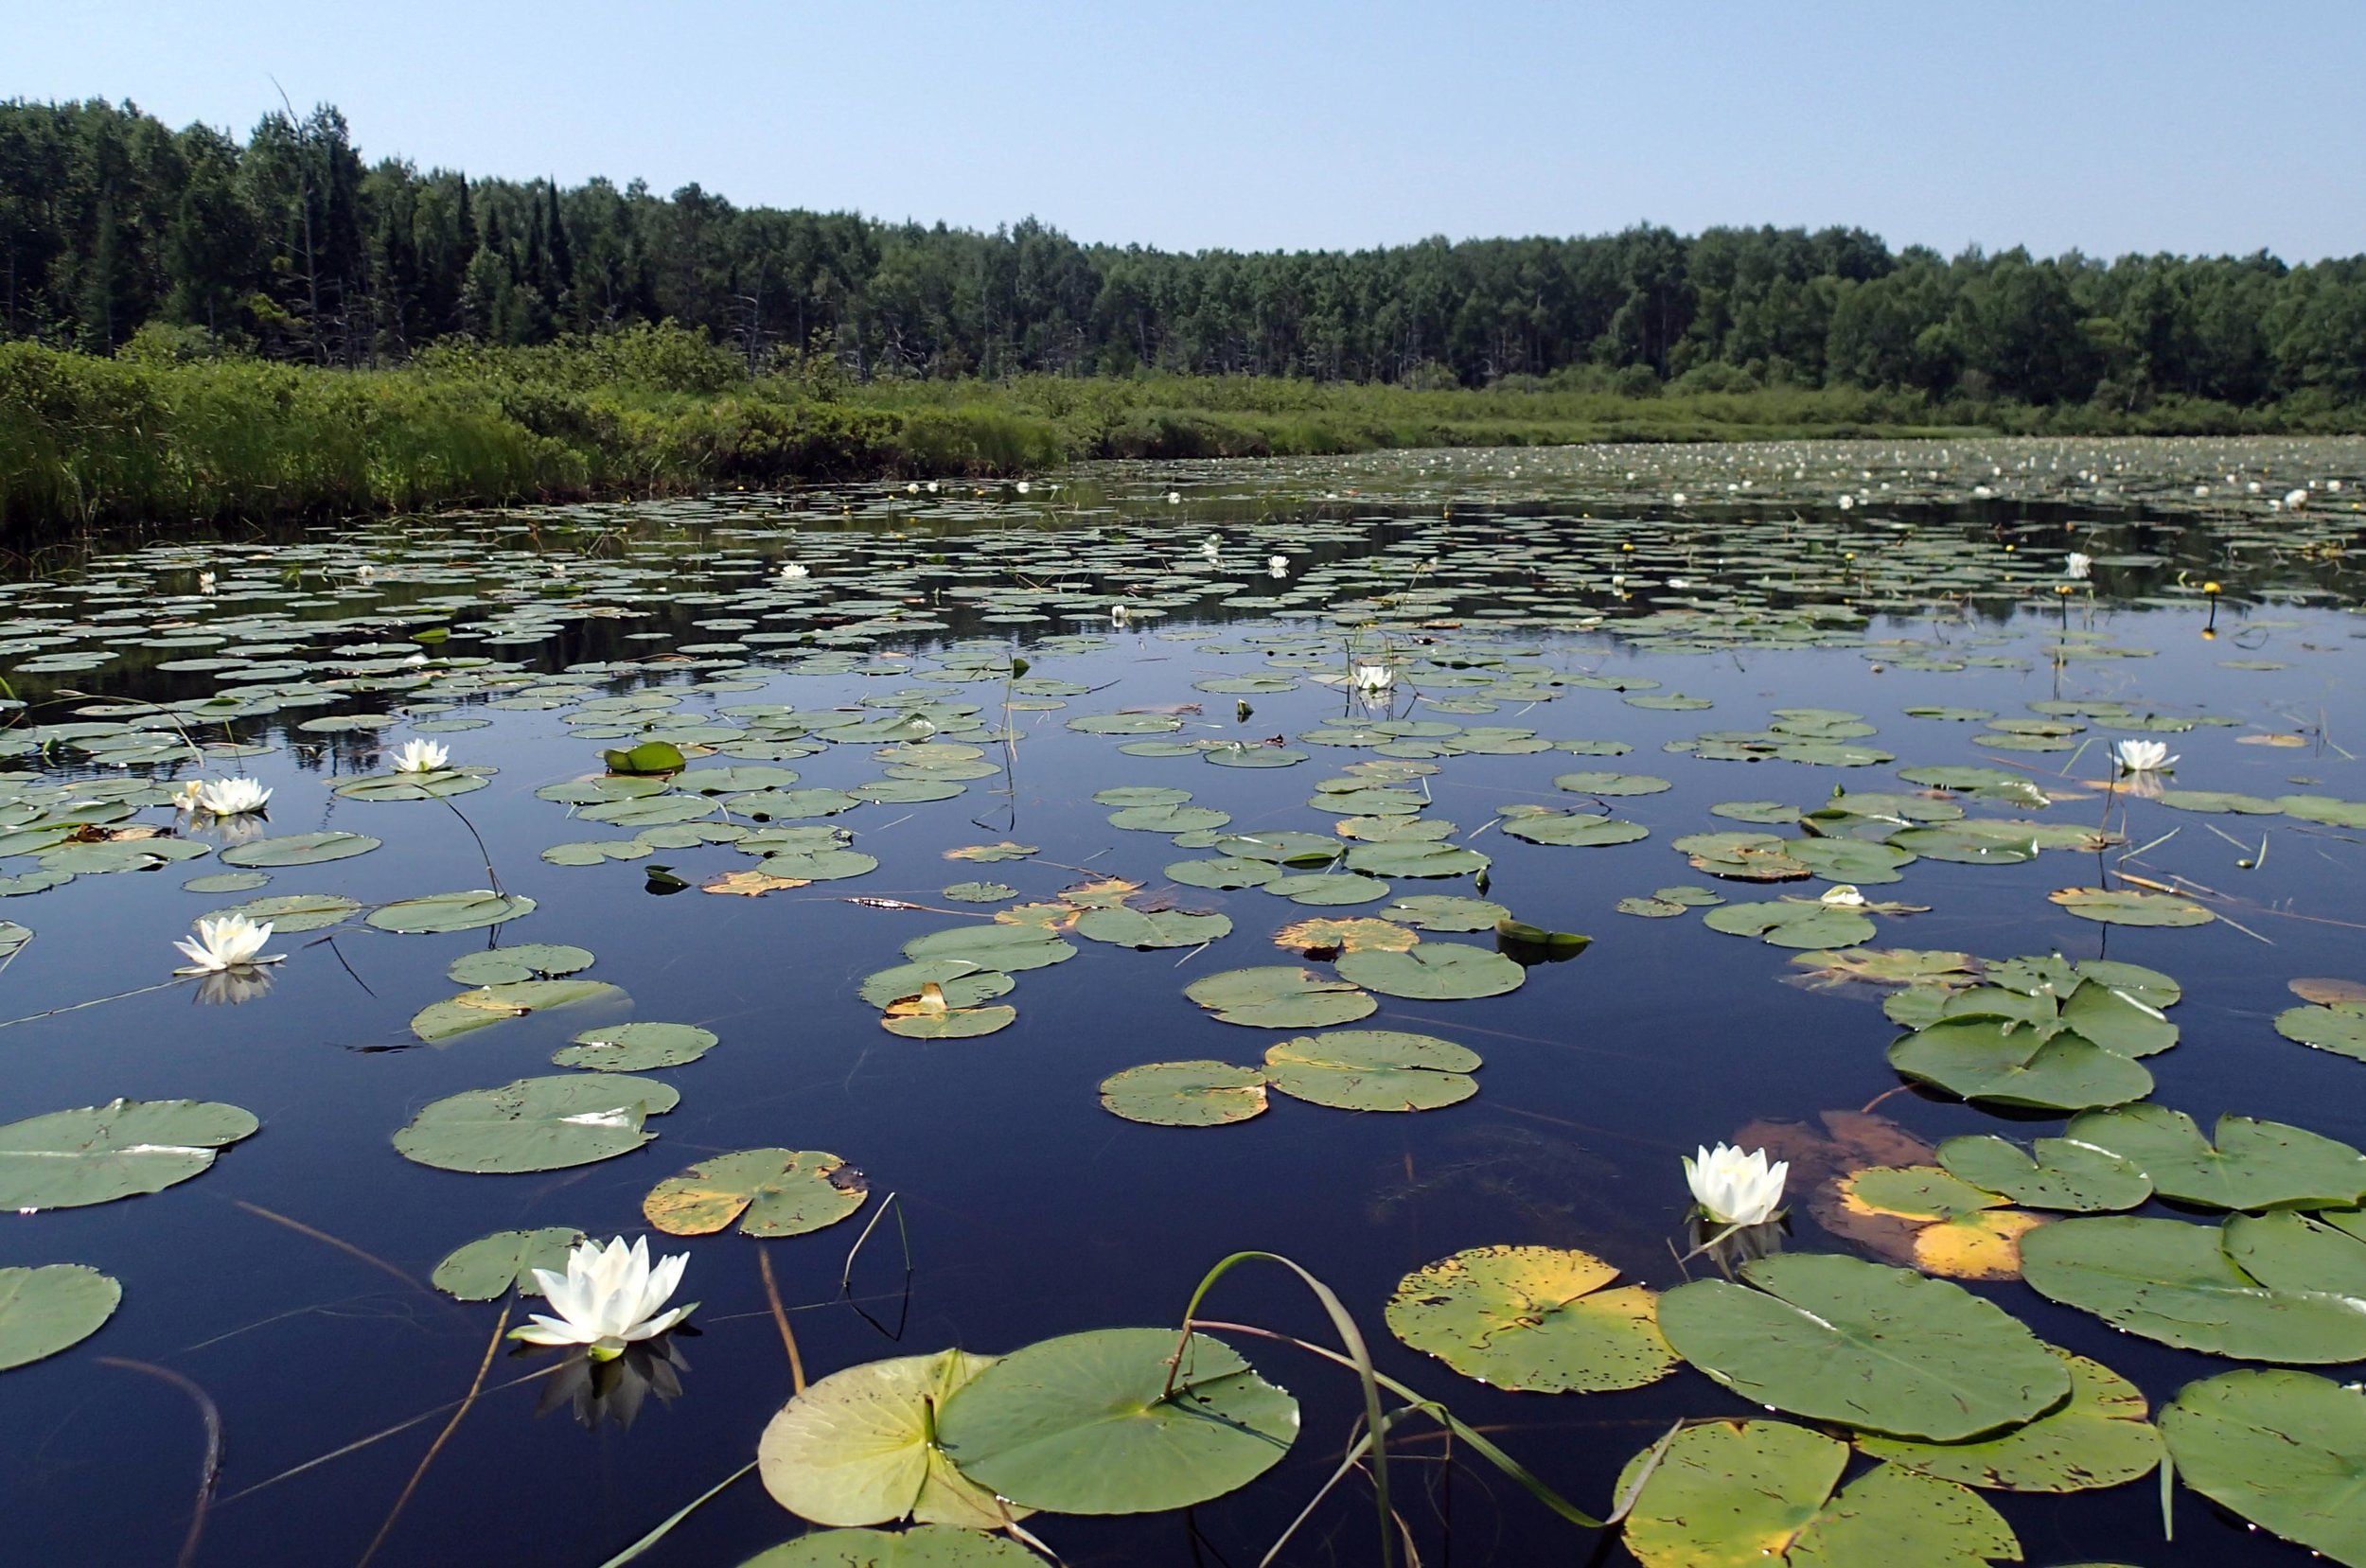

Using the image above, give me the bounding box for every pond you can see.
[2,434,2364,1568]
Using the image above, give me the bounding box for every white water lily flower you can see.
[355,563,377,585]
[2065,552,2092,580]
[1111,604,1131,625]
[195,777,271,817]
[906,482,920,494]
[2284,487,2309,509]
[1819,884,1867,907]
[1684,1143,1789,1226]
[173,914,282,975]
[511,1236,695,1360]
[1351,663,1396,695]
[780,560,811,580]
[1202,534,1222,561]
[172,780,205,814]
[1015,480,1031,494]
[2111,739,2178,773]
[197,571,217,595]
[1268,554,1288,575]
[390,739,450,773]
[1166,490,1182,504]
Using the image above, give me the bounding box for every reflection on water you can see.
[529,1334,695,1433]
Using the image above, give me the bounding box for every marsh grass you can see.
[5,326,2356,531]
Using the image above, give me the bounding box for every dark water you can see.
[1,442,2362,1567]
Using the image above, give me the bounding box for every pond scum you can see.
[0,435,2364,1565]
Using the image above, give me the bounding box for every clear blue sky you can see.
[7,0,2358,261]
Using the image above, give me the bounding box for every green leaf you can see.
[447,943,596,986]
[1501,812,1651,848]
[367,890,538,934]
[1704,900,1877,950]
[1334,943,1524,1000]
[901,925,1074,973]
[735,1526,1046,1567]
[857,962,1014,1012]
[1262,1030,1480,1111]
[1098,1062,1269,1126]
[408,979,627,1043]
[1888,1019,2153,1110]
[932,1328,1298,1514]
[0,1264,122,1370]
[1935,1136,2152,1212]
[1858,1347,2163,1492]
[2163,1370,2366,1567]
[2063,1105,2366,1210]
[757,1349,1019,1528]
[605,740,687,774]
[1386,1244,1673,1393]
[2020,1217,2366,1362]
[1375,893,1510,931]
[1072,907,1232,949]
[2046,886,2215,926]
[201,892,363,933]
[0,1099,258,1210]
[392,1075,678,1172]
[553,1021,718,1071]
[2274,1002,2366,1063]
[219,830,380,867]
[1656,1254,2068,1440]
[1184,966,1375,1028]
[644,1148,867,1237]
[430,1227,584,1301]
[1617,1420,2020,1568]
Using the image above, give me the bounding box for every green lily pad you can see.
[1375,894,1510,931]
[2020,1217,2366,1362]
[1704,900,1878,950]
[2047,887,2215,926]
[392,1075,679,1172]
[219,830,380,867]
[1935,1136,2153,1212]
[0,1100,259,1210]
[1385,1244,1673,1392]
[2062,1105,2366,1210]
[644,1148,868,1237]
[1262,1031,1480,1111]
[408,979,627,1043]
[2220,1210,2366,1298]
[1502,812,1651,848]
[857,962,1015,1012]
[1334,943,1524,1000]
[1072,907,1232,949]
[202,892,363,933]
[553,1021,718,1071]
[932,1328,1298,1514]
[736,1527,1044,1567]
[1553,771,1671,796]
[604,740,687,774]
[2163,1370,2366,1567]
[1184,966,1375,1028]
[1618,1420,2020,1568]
[882,1004,1017,1040]
[941,881,1017,904]
[331,768,490,801]
[430,1226,585,1300]
[2274,1002,2366,1063]
[901,925,1075,973]
[0,1264,122,1370]
[447,943,597,986]
[367,890,538,934]
[1859,1347,2163,1492]
[1098,1062,1270,1127]
[1163,856,1280,890]
[758,1348,1018,1529]
[1657,1253,2068,1440]
[1888,1020,2153,1111]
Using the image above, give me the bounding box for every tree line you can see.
[6,97,2363,410]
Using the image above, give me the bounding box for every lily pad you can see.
[408,979,627,1043]
[644,1148,868,1237]
[1858,1347,2163,1492]
[392,1075,679,1172]
[2047,887,2215,927]
[1099,1062,1270,1126]
[2061,1105,2366,1210]
[1704,900,1877,950]
[736,1527,1044,1567]
[1072,907,1232,949]
[430,1226,585,1300]
[1334,943,1524,1000]
[1656,1253,2068,1440]
[367,890,538,934]
[932,1328,1298,1514]
[553,1021,718,1072]
[203,892,363,933]
[1935,1136,2153,1212]
[758,1348,1019,1529]
[2162,1370,2366,1567]
[2020,1217,2366,1362]
[1618,1420,2020,1568]
[447,943,597,986]
[0,1100,259,1210]
[1385,1244,1672,1392]
[0,1265,122,1369]
[1262,1031,1480,1111]
[219,830,380,867]
[2274,1001,2366,1063]
[1184,966,1375,1028]
[1887,1020,2152,1111]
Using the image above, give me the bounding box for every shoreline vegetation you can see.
[4,96,2363,528]
[7,326,2362,531]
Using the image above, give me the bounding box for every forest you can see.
[7,97,2365,411]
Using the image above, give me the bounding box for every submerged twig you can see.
[758,1248,807,1396]
[353,1302,510,1568]
[97,1358,221,1568]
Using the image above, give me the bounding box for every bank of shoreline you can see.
[6,331,2357,533]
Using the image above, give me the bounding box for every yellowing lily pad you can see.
[644,1148,869,1238]
[1385,1244,1673,1392]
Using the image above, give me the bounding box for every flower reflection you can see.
[1692,1215,1787,1273]
[194,965,276,1006]
[530,1334,693,1432]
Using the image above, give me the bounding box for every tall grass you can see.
[3,327,2355,532]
